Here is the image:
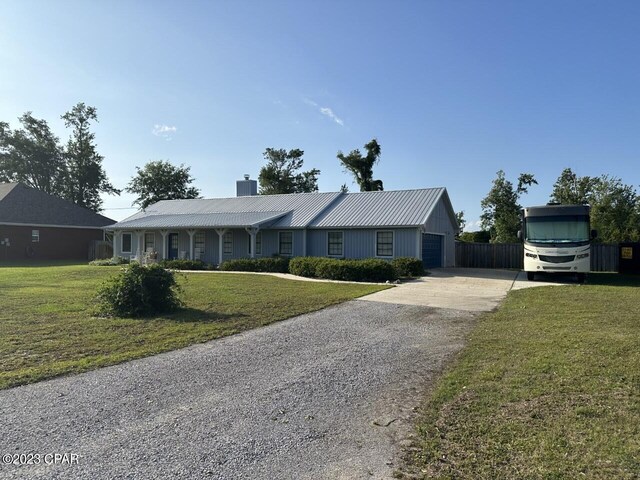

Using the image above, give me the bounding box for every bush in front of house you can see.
[392,257,425,277]
[89,256,130,266]
[314,258,397,282]
[159,259,210,271]
[96,263,182,317]
[219,257,290,273]
[288,257,397,282]
[288,256,331,278]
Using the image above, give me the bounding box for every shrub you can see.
[292,257,397,283]
[220,257,290,273]
[96,263,182,317]
[319,258,397,282]
[160,259,210,271]
[288,257,330,278]
[89,256,130,266]
[392,257,425,277]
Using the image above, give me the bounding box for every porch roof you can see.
[108,211,288,230]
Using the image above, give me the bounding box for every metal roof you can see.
[114,192,342,229]
[108,188,452,230]
[309,188,447,228]
[0,182,114,227]
[113,211,288,229]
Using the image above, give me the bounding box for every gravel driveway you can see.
[0,277,498,479]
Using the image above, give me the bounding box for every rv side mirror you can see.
[591,229,598,239]
[517,230,522,241]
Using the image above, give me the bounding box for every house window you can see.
[122,233,132,253]
[248,232,262,255]
[144,233,155,252]
[376,231,393,257]
[223,231,233,255]
[279,231,293,256]
[327,231,343,256]
[194,232,205,259]
[31,230,40,243]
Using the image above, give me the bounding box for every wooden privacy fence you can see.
[88,240,113,261]
[455,242,619,272]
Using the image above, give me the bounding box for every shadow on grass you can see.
[587,272,640,287]
[165,308,248,323]
[0,260,88,268]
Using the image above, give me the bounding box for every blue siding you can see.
[307,228,419,259]
[424,198,456,267]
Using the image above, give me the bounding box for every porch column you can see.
[214,228,228,266]
[159,230,169,260]
[187,230,197,260]
[245,226,259,259]
[112,231,120,259]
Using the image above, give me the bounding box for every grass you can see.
[0,264,388,390]
[406,273,640,479]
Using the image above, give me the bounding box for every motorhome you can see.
[520,204,596,283]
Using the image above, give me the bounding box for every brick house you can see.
[0,183,114,262]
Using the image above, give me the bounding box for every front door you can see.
[168,233,179,259]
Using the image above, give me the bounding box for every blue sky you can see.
[1,1,638,227]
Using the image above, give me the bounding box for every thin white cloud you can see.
[303,98,344,126]
[152,124,177,140]
[319,107,344,126]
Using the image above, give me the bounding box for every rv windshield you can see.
[525,215,590,244]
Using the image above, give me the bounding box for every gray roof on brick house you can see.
[108,187,455,230]
[0,183,114,227]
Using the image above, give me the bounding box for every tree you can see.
[549,168,598,205]
[258,148,320,195]
[455,211,466,236]
[337,138,384,191]
[0,113,66,195]
[589,176,639,242]
[61,103,120,211]
[458,230,491,243]
[480,170,537,243]
[339,183,349,193]
[549,168,640,242]
[126,160,201,209]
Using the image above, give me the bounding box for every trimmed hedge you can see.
[289,256,397,282]
[160,259,210,271]
[288,257,329,278]
[220,257,290,273]
[96,263,182,317]
[89,256,130,266]
[392,257,425,277]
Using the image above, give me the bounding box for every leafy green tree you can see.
[549,168,639,242]
[126,160,201,209]
[0,113,66,195]
[589,176,639,242]
[337,139,384,191]
[455,211,466,236]
[458,230,491,243]
[480,170,537,243]
[258,148,320,194]
[61,103,120,211]
[549,168,599,205]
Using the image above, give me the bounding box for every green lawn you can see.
[0,264,388,390]
[406,274,640,480]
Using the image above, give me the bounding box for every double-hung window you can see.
[279,232,293,256]
[144,233,155,252]
[223,232,233,255]
[31,230,40,243]
[194,232,205,259]
[376,231,393,257]
[122,233,132,253]
[327,231,343,257]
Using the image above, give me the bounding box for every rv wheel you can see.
[526,272,535,281]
